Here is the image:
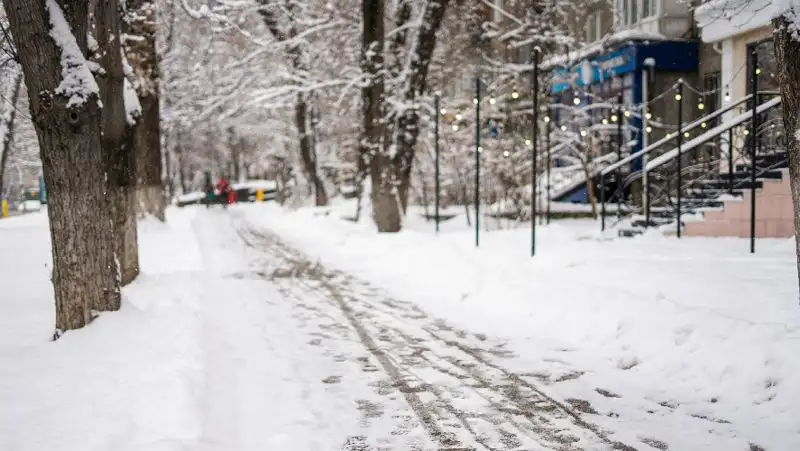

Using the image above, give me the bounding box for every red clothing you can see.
[216,179,231,194]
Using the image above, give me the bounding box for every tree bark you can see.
[0,70,22,198]
[773,17,800,295]
[4,0,121,333]
[96,0,139,287]
[123,0,166,221]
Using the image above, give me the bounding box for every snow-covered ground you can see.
[244,201,800,450]
[2,204,798,450]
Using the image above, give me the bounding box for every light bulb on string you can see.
[473,98,478,105]
[701,122,707,129]
[440,108,447,115]
[698,103,705,110]
[624,110,631,117]
[511,91,519,99]
[543,116,551,123]
[675,94,682,101]
[478,146,483,152]
[645,112,652,120]
[503,150,510,157]
[611,114,618,122]
[560,125,567,131]
[455,113,462,121]
[602,118,608,125]
[645,126,652,133]
[580,130,587,137]
[489,97,496,105]
[743,129,749,135]
[683,132,690,138]
[756,67,761,75]
[525,139,532,146]
[573,97,581,105]
[452,124,459,131]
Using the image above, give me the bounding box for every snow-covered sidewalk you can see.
[242,201,800,450]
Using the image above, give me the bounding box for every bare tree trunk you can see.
[124,0,166,221]
[773,17,800,295]
[258,0,329,207]
[4,0,121,333]
[96,0,140,287]
[0,71,22,197]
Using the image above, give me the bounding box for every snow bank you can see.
[0,208,204,451]
[244,202,800,450]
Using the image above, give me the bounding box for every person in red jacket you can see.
[215,177,233,208]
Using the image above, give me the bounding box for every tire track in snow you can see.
[234,216,638,450]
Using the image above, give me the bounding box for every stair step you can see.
[618,228,645,238]
[698,180,763,190]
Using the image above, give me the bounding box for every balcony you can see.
[614,0,693,40]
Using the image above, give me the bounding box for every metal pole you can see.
[616,93,623,217]
[641,69,650,226]
[434,94,440,233]
[546,108,552,224]
[749,51,758,254]
[600,174,606,231]
[676,81,683,238]
[475,75,481,248]
[728,128,734,195]
[531,50,539,257]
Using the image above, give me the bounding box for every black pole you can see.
[676,82,683,238]
[750,51,758,254]
[728,127,734,195]
[546,108,552,224]
[531,50,539,257]
[600,174,606,231]
[475,75,481,248]
[645,176,651,226]
[435,94,441,233]
[616,94,623,217]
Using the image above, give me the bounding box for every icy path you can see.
[192,210,635,450]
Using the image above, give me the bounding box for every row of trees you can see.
[1,0,163,335]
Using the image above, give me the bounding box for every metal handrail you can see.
[600,91,779,176]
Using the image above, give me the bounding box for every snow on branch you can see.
[45,0,100,108]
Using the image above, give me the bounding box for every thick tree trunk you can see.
[96,0,139,287]
[124,0,165,221]
[4,0,120,333]
[773,17,800,295]
[0,71,22,197]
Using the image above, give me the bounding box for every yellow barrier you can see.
[1,200,7,218]
[256,189,264,202]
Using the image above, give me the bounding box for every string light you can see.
[624,110,631,117]
[503,150,510,157]
[478,146,483,152]
[560,125,567,131]
[698,103,705,110]
[440,108,447,115]
[701,122,707,128]
[455,113,462,120]
[452,124,459,131]
[683,132,690,138]
[675,94,682,101]
[573,97,581,105]
[611,114,618,122]
[645,126,652,133]
[756,67,761,75]
[543,116,550,123]
[473,98,478,104]
[602,118,608,125]
[743,129,749,135]
[580,130,587,137]
[489,97,496,105]
[511,91,519,99]
[525,139,532,146]
[645,112,652,120]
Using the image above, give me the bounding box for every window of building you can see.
[585,12,603,43]
[615,0,659,28]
